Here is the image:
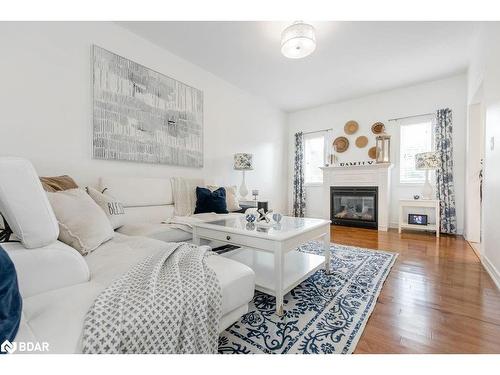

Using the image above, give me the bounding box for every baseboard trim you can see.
[481,255,500,291]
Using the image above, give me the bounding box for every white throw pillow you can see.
[207,185,241,212]
[86,186,126,229]
[171,177,204,216]
[46,188,114,255]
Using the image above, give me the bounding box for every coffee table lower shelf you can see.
[223,247,326,297]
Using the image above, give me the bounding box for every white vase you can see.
[239,170,248,198]
[422,169,434,199]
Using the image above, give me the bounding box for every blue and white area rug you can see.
[218,241,398,354]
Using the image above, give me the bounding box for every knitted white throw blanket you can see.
[82,242,222,354]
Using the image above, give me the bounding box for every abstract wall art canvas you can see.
[92,45,203,167]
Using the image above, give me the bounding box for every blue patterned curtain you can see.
[293,132,306,217]
[435,108,457,234]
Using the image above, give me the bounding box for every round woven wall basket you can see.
[355,136,368,148]
[333,136,349,153]
[371,122,385,134]
[368,146,377,159]
[344,121,359,135]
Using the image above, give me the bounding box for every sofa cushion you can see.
[99,176,174,207]
[205,255,254,316]
[47,188,114,255]
[171,177,204,216]
[2,240,90,298]
[0,246,22,345]
[194,187,228,214]
[40,175,78,192]
[117,223,192,242]
[86,187,126,230]
[0,157,59,249]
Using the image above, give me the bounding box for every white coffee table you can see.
[192,216,332,316]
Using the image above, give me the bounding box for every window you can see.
[399,120,434,183]
[304,133,324,184]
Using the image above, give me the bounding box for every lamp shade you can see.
[281,21,316,59]
[234,153,253,170]
[415,152,440,170]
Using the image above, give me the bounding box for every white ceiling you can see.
[120,21,480,112]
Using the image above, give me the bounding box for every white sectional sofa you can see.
[0,157,255,353]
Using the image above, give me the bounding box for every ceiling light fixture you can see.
[281,21,316,59]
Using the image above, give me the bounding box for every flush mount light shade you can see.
[281,21,316,59]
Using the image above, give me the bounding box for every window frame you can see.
[303,131,326,186]
[398,119,435,185]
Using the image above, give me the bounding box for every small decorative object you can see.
[252,189,259,201]
[413,195,420,200]
[257,201,269,212]
[375,133,391,164]
[328,144,338,166]
[245,212,257,223]
[368,146,377,160]
[371,122,385,134]
[234,153,253,199]
[272,212,283,223]
[257,208,272,223]
[281,21,316,59]
[355,136,368,148]
[344,120,359,135]
[415,152,440,200]
[408,213,428,226]
[333,136,349,153]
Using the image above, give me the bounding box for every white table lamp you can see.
[234,153,253,199]
[415,152,440,200]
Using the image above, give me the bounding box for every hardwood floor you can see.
[330,225,500,354]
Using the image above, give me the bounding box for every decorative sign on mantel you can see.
[337,160,375,167]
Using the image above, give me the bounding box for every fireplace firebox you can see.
[330,186,378,229]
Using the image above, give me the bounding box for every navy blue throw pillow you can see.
[194,187,228,214]
[0,246,22,351]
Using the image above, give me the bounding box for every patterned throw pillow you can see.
[86,187,126,230]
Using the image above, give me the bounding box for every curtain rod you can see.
[387,112,434,122]
[302,128,331,135]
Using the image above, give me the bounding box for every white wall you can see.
[0,22,288,212]
[287,75,467,234]
[468,23,500,289]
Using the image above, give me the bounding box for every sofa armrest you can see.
[2,241,90,298]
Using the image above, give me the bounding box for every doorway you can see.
[465,92,485,257]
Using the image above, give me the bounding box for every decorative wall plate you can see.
[371,122,385,134]
[333,136,349,153]
[355,136,368,148]
[344,120,359,135]
[368,146,377,159]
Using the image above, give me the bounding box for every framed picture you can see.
[408,213,428,226]
[92,45,204,167]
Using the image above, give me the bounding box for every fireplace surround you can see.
[330,186,378,229]
[320,163,393,231]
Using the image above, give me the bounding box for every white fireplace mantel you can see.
[320,163,393,231]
